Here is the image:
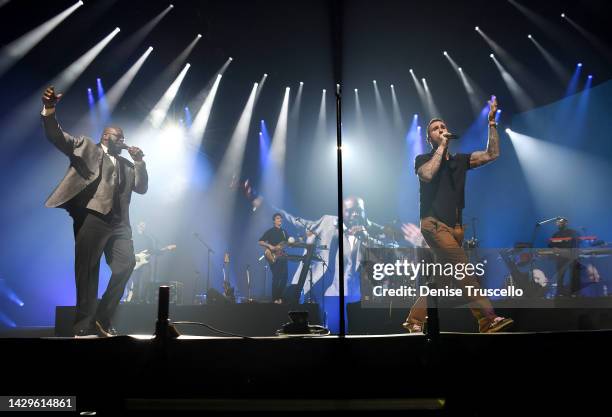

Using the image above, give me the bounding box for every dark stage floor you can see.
[2,329,612,414]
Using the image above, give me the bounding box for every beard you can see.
[107,140,123,156]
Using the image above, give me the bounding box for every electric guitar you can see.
[264,241,291,264]
[134,244,177,271]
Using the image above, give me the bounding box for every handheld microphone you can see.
[445,133,460,140]
[116,142,145,157]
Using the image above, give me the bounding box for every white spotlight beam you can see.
[255,73,268,101]
[476,28,541,87]
[316,89,327,140]
[189,73,223,143]
[562,14,612,64]
[149,62,191,128]
[106,46,154,113]
[528,36,570,83]
[73,46,154,134]
[353,88,366,137]
[507,129,611,216]
[112,4,173,60]
[263,87,291,204]
[290,81,304,122]
[372,80,390,127]
[4,27,121,145]
[54,27,121,91]
[508,0,569,44]
[0,1,83,76]
[219,57,234,75]
[216,82,259,182]
[390,84,403,132]
[444,52,485,115]
[421,78,441,118]
[289,81,304,140]
[409,69,429,118]
[269,87,290,172]
[491,55,534,110]
[165,34,202,78]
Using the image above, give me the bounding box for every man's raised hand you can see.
[42,86,63,109]
[488,95,498,122]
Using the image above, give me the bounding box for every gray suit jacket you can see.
[42,113,148,219]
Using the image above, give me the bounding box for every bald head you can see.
[343,196,366,226]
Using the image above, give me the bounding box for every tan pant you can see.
[407,216,496,326]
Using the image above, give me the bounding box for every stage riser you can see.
[347,298,612,334]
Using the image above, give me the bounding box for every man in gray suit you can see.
[41,86,148,337]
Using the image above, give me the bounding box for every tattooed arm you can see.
[470,96,500,168]
[417,140,447,183]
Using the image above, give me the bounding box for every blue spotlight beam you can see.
[565,63,583,97]
[259,120,271,169]
[96,78,109,125]
[184,106,192,128]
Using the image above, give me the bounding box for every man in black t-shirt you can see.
[404,97,513,334]
[259,213,289,303]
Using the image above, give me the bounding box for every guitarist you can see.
[258,213,289,303]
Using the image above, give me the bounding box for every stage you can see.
[1,298,610,413]
[2,330,612,414]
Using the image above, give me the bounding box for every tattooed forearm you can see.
[487,125,500,160]
[469,125,500,168]
[417,146,445,182]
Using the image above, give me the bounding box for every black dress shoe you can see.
[74,328,97,338]
[95,321,117,337]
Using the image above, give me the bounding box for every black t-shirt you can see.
[415,151,472,227]
[259,227,288,246]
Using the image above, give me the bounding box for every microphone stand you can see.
[296,217,325,305]
[193,233,215,303]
